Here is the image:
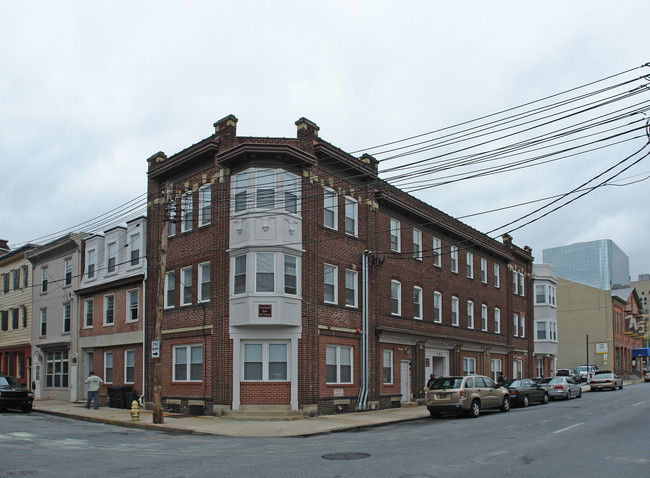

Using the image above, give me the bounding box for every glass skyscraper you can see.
[542,239,630,290]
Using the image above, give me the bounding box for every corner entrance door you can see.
[401,360,411,402]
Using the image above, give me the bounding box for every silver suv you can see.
[425,375,510,418]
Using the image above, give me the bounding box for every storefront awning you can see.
[631,348,650,357]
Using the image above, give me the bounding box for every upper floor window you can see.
[84,299,94,328]
[12,269,20,290]
[535,285,546,304]
[232,168,301,214]
[324,264,337,304]
[536,321,547,340]
[323,187,338,229]
[344,197,358,236]
[64,258,72,286]
[513,313,519,337]
[413,286,422,320]
[63,303,71,333]
[129,232,141,267]
[104,295,115,325]
[549,286,556,306]
[127,289,139,322]
[494,307,501,334]
[233,256,246,295]
[198,184,212,227]
[412,228,422,260]
[466,252,474,278]
[390,218,400,252]
[391,280,401,316]
[40,308,47,336]
[451,296,459,326]
[41,267,48,293]
[450,246,458,273]
[481,304,488,331]
[433,291,442,323]
[198,262,210,303]
[181,266,192,306]
[165,272,175,308]
[513,270,519,295]
[256,253,274,293]
[519,272,525,297]
[520,314,525,338]
[467,300,474,329]
[494,264,500,288]
[432,237,441,267]
[284,255,298,295]
[181,191,193,233]
[86,249,96,280]
[22,265,29,288]
[480,258,487,283]
[106,242,117,273]
[345,269,357,307]
[2,273,9,293]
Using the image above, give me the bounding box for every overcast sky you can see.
[2,1,649,279]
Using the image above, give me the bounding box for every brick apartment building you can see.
[145,115,534,416]
[76,217,146,406]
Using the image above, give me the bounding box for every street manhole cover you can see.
[322,452,371,461]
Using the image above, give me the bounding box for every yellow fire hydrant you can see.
[130,400,141,421]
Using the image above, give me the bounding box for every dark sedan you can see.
[505,379,549,407]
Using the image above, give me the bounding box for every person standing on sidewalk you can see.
[85,371,103,409]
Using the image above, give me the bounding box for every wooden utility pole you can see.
[153,184,172,424]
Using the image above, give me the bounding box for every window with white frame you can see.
[64,258,72,286]
[20,306,26,328]
[433,291,442,323]
[198,184,212,227]
[129,232,141,267]
[481,304,488,331]
[549,286,556,306]
[125,350,135,383]
[390,218,400,252]
[104,352,113,383]
[467,300,474,329]
[494,307,501,334]
[256,168,276,209]
[494,264,500,288]
[283,172,299,213]
[536,321,547,340]
[480,258,487,283]
[391,280,401,316]
[513,270,519,295]
[181,191,193,232]
[490,358,502,382]
[165,272,175,308]
[323,187,338,229]
[345,269,357,307]
[520,314,525,338]
[104,295,115,325]
[63,303,71,333]
[414,286,422,320]
[283,255,298,295]
[412,228,422,260]
[2,273,8,293]
[243,342,287,381]
[22,265,28,288]
[86,249,96,280]
[326,345,352,384]
[84,299,94,328]
[127,289,139,321]
[550,322,557,341]
[11,308,18,330]
[256,253,274,293]
[232,168,301,214]
[450,245,458,273]
[324,264,337,304]
[451,296,459,326]
[181,266,192,305]
[174,344,203,381]
[12,269,19,290]
[198,262,210,302]
[513,359,523,379]
[45,351,68,387]
[535,285,546,304]
[168,199,176,236]
[513,313,519,337]
[234,255,246,295]
[383,350,393,384]
[536,357,544,379]
[466,252,474,278]
[233,171,248,213]
[41,267,48,292]
[432,237,441,267]
[106,241,117,273]
[519,272,525,296]
[344,196,358,236]
[463,357,476,375]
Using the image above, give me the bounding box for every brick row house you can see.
[0,244,38,386]
[26,234,86,400]
[532,263,559,378]
[75,217,146,406]
[145,115,535,416]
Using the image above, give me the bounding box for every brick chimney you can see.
[214,114,238,151]
[295,117,319,154]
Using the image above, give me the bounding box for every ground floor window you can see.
[326,345,352,384]
[105,351,113,383]
[491,358,502,382]
[45,351,69,388]
[536,357,544,378]
[125,350,135,383]
[383,350,393,384]
[243,342,288,381]
[463,357,476,375]
[513,359,523,379]
[173,345,203,382]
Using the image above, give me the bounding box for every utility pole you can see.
[153,183,172,424]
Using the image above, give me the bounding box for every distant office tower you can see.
[542,239,630,290]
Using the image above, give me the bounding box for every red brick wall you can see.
[240,381,290,405]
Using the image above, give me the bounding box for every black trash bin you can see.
[106,386,117,408]
[124,390,138,409]
[116,386,133,409]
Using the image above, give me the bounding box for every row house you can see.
[0,244,38,385]
[532,263,559,378]
[145,115,534,416]
[75,217,147,406]
[26,233,86,400]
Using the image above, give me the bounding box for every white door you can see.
[401,360,411,402]
[33,363,41,400]
[84,352,93,396]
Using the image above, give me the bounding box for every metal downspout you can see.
[139,258,147,406]
[357,251,370,410]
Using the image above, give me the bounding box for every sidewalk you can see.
[32,400,430,437]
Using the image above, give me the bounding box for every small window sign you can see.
[258,304,272,317]
[333,388,344,397]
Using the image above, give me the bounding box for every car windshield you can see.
[594,373,613,378]
[577,366,592,372]
[0,376,22,387]
[431,378,463,389]
[507,380,522,388]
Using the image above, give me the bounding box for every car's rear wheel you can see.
[577,388,582,398]
[500,396,510,412]
[566,389,572,400]
[429,410,441,418]
[619,383,623,390]
[541,393,549,404]
[466,399,480,418]
[522,395,529,407]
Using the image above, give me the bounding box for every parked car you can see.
[576,364,598,382]
[0,375,34,413]
[505,379,549,407]
[589,372,623,391]
[555,368,580,382]
[644,367,649,382]
[538,376,582,400]
[425,375,510,418]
